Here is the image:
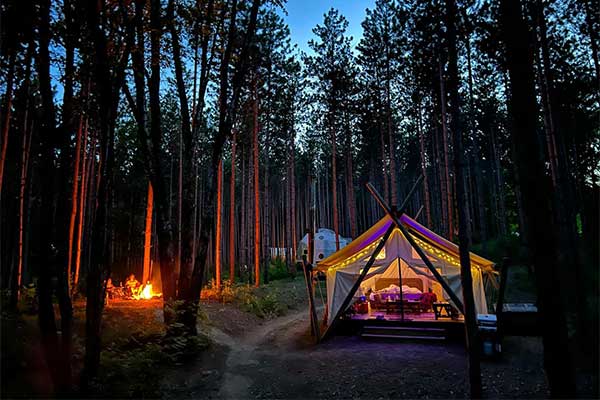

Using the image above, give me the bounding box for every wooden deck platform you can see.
[335,311,466,341]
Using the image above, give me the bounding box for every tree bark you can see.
[416,101,432,227]
[331,126,340,250]
[290,137,297,263]
[36,0,73,391]
[143,182,154,284]
[445,0,481,396]
[0,50,15,196]
[345,114,357,238]
[253,80,261,287]
[499,0,576,396]
[438,59,453,240]
[67,113,85,292]
[75,121,90,288]
[229,133,236,283]
[146,0,177,305]
[215,158,223,288]
[17,100,31,300]
[240,146,247,272]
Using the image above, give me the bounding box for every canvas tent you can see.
[316,214,495,326]
[297,229,351,264]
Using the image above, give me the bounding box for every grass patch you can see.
[201,276,310,319]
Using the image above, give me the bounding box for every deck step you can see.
[360,324,447,341]
[363,325,445,333]
[361,333,446,341]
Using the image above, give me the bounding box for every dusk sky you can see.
[280,0,376,54]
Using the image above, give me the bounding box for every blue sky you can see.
[280,0,375,54]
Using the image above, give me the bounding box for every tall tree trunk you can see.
[240,146,246,272]
[253,80,260,287]
[345,116,357,238]
[499,0,576,396]
[83,0,131,379]
[147,0,177,306]
[143,182,153,284]
[286,143,292,271]
[17,102,31,300]
[263,145,270,284]
[181,0,261,334]
[379,123,389,204]
[490,127,507,236]
[0,50,15,196]
[229,134,236,283]
[445,1,481,396]
[438,59,453,240]
[36,0,73,391]
[435,124,448,234]
[416,101,432,226]
[331,126,340,250]
[583,0,600,97]
[535,0,586,344]
[386,56,398,207]
[215,158,223,288]
[290,139,297,263]
[67,113,85,292]
[75,122,91,288]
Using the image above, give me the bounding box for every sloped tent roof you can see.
[317,214,495,325]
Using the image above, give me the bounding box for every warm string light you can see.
[328,238,384,272]
[327,227,488,273]
[412,235,460,267]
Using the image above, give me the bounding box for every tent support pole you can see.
[397,257,405,321]
[320,225,395,341]
[366,182,465,314]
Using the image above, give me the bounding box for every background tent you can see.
[297,229,351,264]
[317,215,495,325]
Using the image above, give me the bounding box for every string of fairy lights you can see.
[326,238,385,272]
[325,227,487,272]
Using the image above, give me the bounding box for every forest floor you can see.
[2,270,598,398]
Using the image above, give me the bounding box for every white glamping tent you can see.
[316,214,495,326]
[298,228,352,264]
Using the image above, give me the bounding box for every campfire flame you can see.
[134,282,162,300]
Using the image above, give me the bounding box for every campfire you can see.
[133,282,162,300]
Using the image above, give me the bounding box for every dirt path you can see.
[161,303,565,399]
[211,309,314,399]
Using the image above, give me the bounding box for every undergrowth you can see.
[200,275,308,319]
[95,302,210,398]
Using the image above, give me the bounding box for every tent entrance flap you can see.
[321,224,395,341]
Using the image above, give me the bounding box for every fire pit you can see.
[133,283,162,300]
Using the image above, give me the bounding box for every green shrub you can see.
[472,234,528,265]
[268,257,293,281]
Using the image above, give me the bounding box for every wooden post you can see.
[302,255,320,341]
[496,257,510,339]
[366,182,465,314]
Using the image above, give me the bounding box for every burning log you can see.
[133,283,162,300]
